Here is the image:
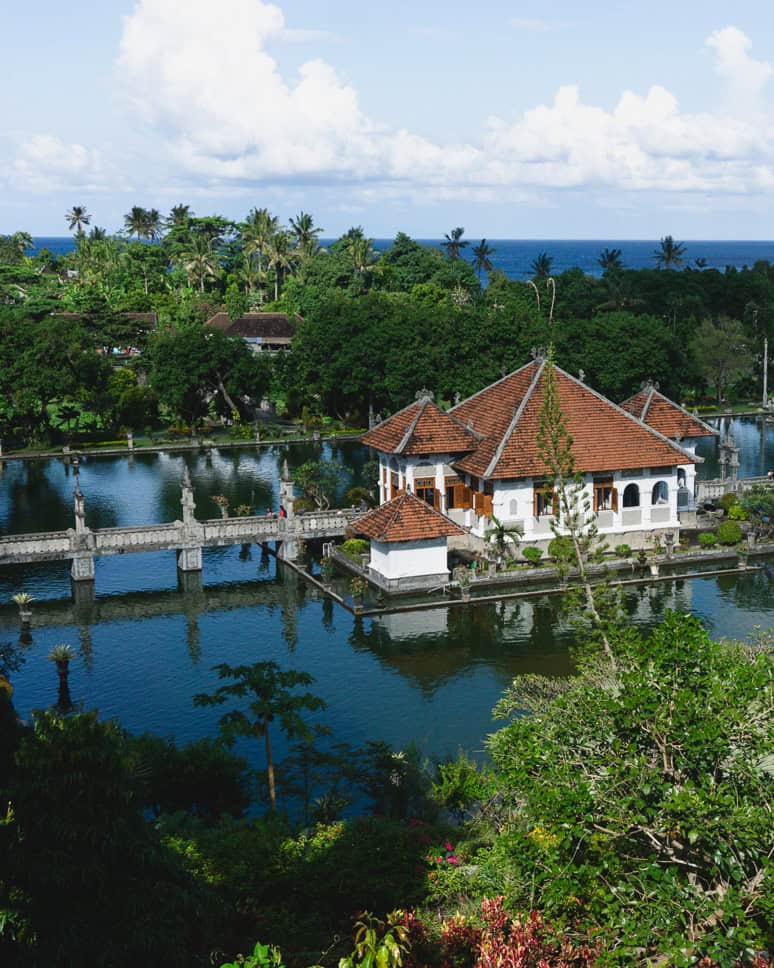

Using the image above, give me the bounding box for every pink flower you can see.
[445,840,453,851]
[447,855,459,865]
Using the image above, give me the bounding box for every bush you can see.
[341,538,370,560]
[344,486,376,508]
[727,503,749,521]
[717,492,739,512]
[485,613,774,962]
[522,546,543,565]
[614,543,632,557]
[698,532,718,547]
[717,520,743,545]
[547,535,576,563]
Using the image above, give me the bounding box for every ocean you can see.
[30,236,774,280]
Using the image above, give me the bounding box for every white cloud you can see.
[707,26,773,112]
[9,134,108,193]
[108,5,774,205]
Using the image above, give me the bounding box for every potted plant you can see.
[48,643,75,712]
[12,592,34,627]
[211,495,230,519]
[452,564,472,600]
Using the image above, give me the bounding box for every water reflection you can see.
[695,415,774,478]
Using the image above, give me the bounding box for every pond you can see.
[1,422,772,789]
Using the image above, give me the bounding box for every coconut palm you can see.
[486,515,523,568]
[179,234,221,292]
[598,247,623,271]
[242,207,279,275]
[345,234,380,291]
[88,226,107,241]
[530,251,553,278]
[472,238,496,281]
[145,208,162,241]
[653,235,687,270]
[166,204,193,230]
[289,211,323,257]
[49,643,75,711]
[124,206,150,240]
[12,592,34,619]
[12,231,33,255]
[266,231,295,300]
[442,226,468,259]
[65,205,91,234]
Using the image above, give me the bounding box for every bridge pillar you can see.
[178,568,203,595]
[277,537,298,561]
[71,553,95,582]
[177,546,203,572]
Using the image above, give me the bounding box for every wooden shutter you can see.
[433,488,441,510]
[461,485,472,509]
[483,494,493,517]
[611,487,619,512]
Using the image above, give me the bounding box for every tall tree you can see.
[691,316,754,404]
[598,247,623,271]
[530,251,553,278]
[442,227,468,259]
[654,235,687,269]
[472,238,496,281]
[344,233,380,291]
[178,233,220,292]
[535,348,616,661]
[266,230,295,300]
[193,661,325,810]
[242,207,279,275]
[65,206,91,235]
[145,208,162,242]
[165,204,192,230]
[289,211,323,258]
[123,206,150,240]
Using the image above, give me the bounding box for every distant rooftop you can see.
[204,312,297,341]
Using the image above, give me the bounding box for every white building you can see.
[352,491,466,590]
[362,360,707,553]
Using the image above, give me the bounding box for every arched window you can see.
[622,483,640,508]
[677,468,687,487]
[651,481,669,505]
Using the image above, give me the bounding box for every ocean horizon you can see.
[28,236,774,280]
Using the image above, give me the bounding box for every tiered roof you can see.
[364,361,699,481]
[353,492,466,543]
[361,398,479,455]
[205,312,296,340]
[621,385,718,439]
[453,362,698,478]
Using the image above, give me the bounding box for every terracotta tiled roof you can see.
[205,312,296,339]
[452,361,699,479]
[361,399,479,455]
[352,492,466,543]
[621,386,718,439]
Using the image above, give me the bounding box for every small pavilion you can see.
[351,491,466,591]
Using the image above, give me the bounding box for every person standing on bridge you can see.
[279,505,287,519]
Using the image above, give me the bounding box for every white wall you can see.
[467,467,683,542]
[370,538,449,579]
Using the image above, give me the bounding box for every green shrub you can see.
[717,492,739,512]
[345,486,375,508]
[292,496,316,513]
[727,503,749,521]
[522,546,543,565]
[548,536,576,563]
[698,531,717,547]
[341,538,370,560]
[717,520,743,545]
[614,543,632,557]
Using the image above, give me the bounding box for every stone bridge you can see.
[696,475,770,503]
[0,466,363,590]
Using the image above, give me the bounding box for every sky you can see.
[2,0,774,239]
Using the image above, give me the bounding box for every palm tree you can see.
[166,204,193,230]
[653,235,687,269]
[442,227,468,259]
[11,231,33,256]
[49,643,75,712]
[179,234,220,291]
[242,207,279,275]
[472,238,496,281]
[530,251,553,278]
[124,206,150,239]
[345,234,380,291]
[65,205,91,235]
[289,211,322,257]
[598,247,623,271]
[266,231,295,300]
[145,208,162,241]
[88,226,107,241]
[486,515,523,568]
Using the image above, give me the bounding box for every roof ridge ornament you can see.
[415,387,434,402]
[530,346,546,362]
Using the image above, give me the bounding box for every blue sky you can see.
[2,0,774,238]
